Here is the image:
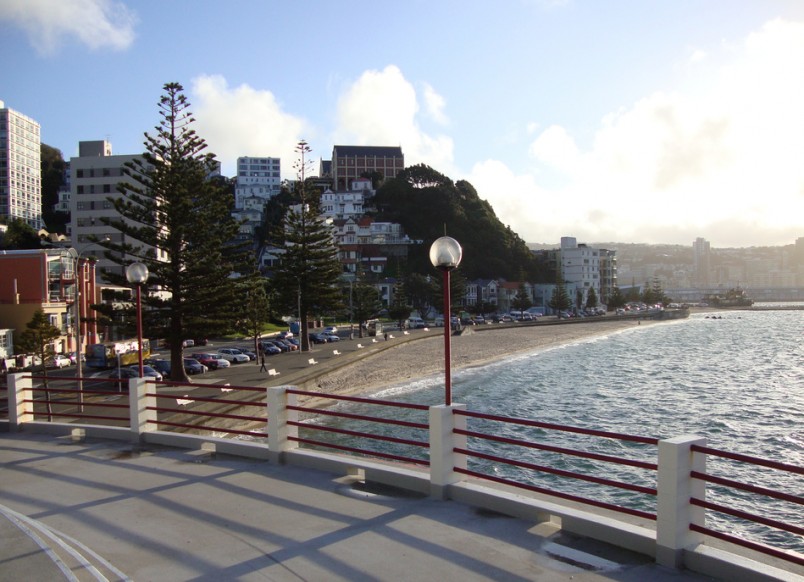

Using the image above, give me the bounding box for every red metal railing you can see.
[689,443,804,568]
[145,382,268,438]
[453,409,659,520]
[19,374,131,426]
[6,374,803,570]
[286,388,431,466]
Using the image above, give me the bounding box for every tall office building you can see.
[69,140,159,281]
[693,237,711,288]
[0,100,42,229]
[235,156,281,209]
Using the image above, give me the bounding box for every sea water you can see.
[314,306,804,552]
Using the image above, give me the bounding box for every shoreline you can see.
[310,318,659,399]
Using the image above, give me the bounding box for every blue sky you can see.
[2,0,804,248]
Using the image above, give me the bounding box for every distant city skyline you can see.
[2,1,803,248]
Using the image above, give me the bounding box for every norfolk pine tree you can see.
[270,141,343,352]
[97,83,255,381]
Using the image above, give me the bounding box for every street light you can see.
[429,236,463,406]
[125,262,149,377]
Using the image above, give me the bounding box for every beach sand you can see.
[312,318,655,397]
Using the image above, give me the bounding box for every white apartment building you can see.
[69,140,163,281]
[0,100,42,229]
[559,236,601,306]
[235,156,281,209]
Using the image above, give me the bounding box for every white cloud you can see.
[421,82,448,125]
[333,65,455,174]
[0,0,137,54]
[190,75,309,177]
[470,18,804,247]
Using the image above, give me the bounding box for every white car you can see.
[217,348,250,363]
[47,354,72,368]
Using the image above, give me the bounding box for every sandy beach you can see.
[311,318,657,397]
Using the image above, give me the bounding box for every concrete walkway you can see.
[0,432,713,581]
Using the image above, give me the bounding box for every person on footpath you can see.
[260,354,267,372]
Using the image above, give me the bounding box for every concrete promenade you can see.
[1,431,714,582]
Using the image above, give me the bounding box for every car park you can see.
[47,354,72,368]
[183,358,207,375]
[263,340,289,352]
[192,353,229,370]
[217,348,250,363]
[259,342,282,355]
[109,365,163,381]
[145,359,171,375]
[235,347,257,360]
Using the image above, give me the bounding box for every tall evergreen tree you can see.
[511,283,533,312]
[270,141,343,351]
[548,276,572,315]
[96,82,255,380]
[350,278,383,337]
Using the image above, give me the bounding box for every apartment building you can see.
[557,236,602,306]
[0,248,100,359]
[235,156,281,209]
[330,145,404,191]
[0,100,42,229]
[69,140,163,281]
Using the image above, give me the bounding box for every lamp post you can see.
[125,262,149,377]
[429,236,463,406]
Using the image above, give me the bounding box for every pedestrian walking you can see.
[259,354,267,372]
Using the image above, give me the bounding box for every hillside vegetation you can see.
[373,164,546,281]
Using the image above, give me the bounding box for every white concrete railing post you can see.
[656,434,707,568]
[8,373,33,429]
[129,377,154,443]
[267,386,298,464]
[429,403,467,499]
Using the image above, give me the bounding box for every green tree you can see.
[1,218,41,249]
[96,82,255,381]
[270,141,344,351]
[607,287,626,310]
[350,279,382,337]
[237,274,272,363]
[585,286,599,309]
[388,282,412,330]
[432,269,467,316]
[40,144,68,232]
[548,276,572,315]
[511,283,533,312]
[16,309,62,415]
[402,273,437,319]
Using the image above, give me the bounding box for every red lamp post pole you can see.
[443,268,452,406]
[135,283,144,377]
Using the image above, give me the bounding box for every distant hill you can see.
[373,164,547,282]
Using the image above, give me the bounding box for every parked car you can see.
[263,340,289,353]
[47,354,72,369]
[192,353,229,370]
[217,348,250,363]
[322,333,340,342]
[277,331,294,339]
[110,365,163,381]
[145,359,171,375]
[308,332,328,344]
[183,358,207,375]
[323,326,338,334]
[277,339,298,351]
[236,347,257,360]
[182,339,195,348]
[259,342,282,355]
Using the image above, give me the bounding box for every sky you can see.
[2,0,804,248]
